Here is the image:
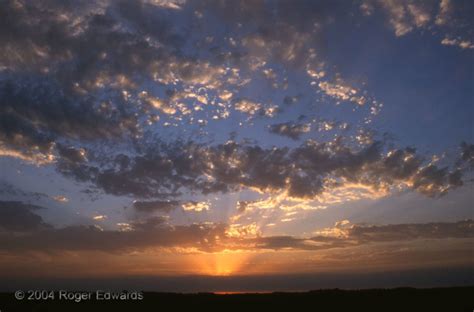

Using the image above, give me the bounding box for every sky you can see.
[0,0,473,292]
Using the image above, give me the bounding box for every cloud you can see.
[252,219,474,251]
[182,201,210,212]
[360,0,433,37]
[411,165,463,197]
[133,199,213,214]
[0,0,389,170]
[460,142,474,167]
[0,74,138,164]
[361,0,474,51]
[0,201,50,231]
[0,0,235,161]
[0,0,350,167]
[441,37,474,49]
[0,1,471,242]
[236,200,254,213]
[269,122,311,140]
[0,1,472,284]
[435,0,452,25]
[0,200,471,253]
[52,195,69,203]
[0,182,49,202]
[234,99,262,116]
[57,145,87,163]
[56,138,467,201]
[93,215,107,221]
[0,0,182,82]
[341,219,474,242]
[318,80,366,105]
[133,200,181,213]
[0,203,226,252]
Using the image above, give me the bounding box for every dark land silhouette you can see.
[0,287,472,311]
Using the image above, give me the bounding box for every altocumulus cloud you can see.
[0,0,473,265]
[57,139,468,200]
[0,0,385,164]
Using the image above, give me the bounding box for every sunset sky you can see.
[0,0,473,292]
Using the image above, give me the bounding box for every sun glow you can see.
[195,252,251,276]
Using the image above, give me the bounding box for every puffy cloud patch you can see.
[318,81,365,105]
[234,99,262,116]
[361,0,433,36]
[362,0,474,50]
[0,75,138,164]
[56,139,468,201]
[269,122,311,140]
[182,201,210,212]
[441,37,474,49]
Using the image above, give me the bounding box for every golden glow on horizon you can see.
[194,252,251,276]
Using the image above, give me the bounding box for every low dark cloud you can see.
[346,220,474,242]
[236,200,255,213]
[133,200,180,213]
[0,200,471,253]
[0,211,225,253]
[269,122,310,140]
[460,142,474,168]
[283,95,300,106]
[0,201,50,231]
[241,219,474,251]
[0,182,48,201]
[56,144,87,163]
